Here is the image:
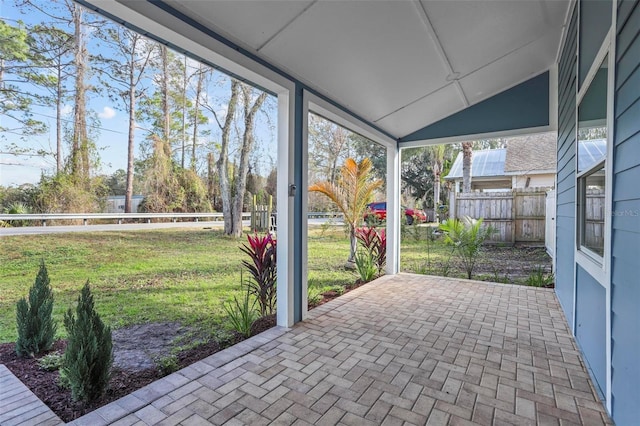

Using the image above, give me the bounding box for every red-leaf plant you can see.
[355,227,386,275]
[240,233,277,316]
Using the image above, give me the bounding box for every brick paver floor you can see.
[0,364,62,425]
[63,274,611,425]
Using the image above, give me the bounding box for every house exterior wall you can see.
[557,1,640,423]
[555,4,578,323]
[611,0,640,422]
[511,173,555,189]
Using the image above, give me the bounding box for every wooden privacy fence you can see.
[449,188,548,244]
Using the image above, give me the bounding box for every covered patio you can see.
[65,275,610,425]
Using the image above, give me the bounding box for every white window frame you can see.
[573,10,616,413]
[574,31,612,285]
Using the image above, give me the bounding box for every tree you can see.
[230,84,268,236]
[206,80,268,236]
[401,147,433,208]
[309,158,383,265]
[308,114,350,184]
[98,25,153,212]
[350,133,386,183]
[27,23,74,173]
[211,79,240,234]
[429,144,445,221]
[0,19,48,142]
[69,3,90,183]
[462,141,473,193]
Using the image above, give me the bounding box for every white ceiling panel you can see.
[113,0,571,138]
[423,0,566,77]
[165,0,314,51]
[375,84,466,137]
[255,1,452,121]
[459,30,560,105]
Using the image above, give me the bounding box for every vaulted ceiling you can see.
[160,0,571,139]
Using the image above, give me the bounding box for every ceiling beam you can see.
[414,0,469,107]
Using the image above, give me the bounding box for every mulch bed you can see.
[0,284,359,423]
[0,316,275,423]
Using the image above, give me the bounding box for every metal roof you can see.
[446,148,506,179]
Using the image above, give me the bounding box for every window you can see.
[577,54,608,261]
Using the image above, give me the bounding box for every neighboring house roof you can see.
[445,132,559,180]
[503,132,556,174]
[446,149,506,179]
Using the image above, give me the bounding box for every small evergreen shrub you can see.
[61,281,113,402]
[15,261,57,357]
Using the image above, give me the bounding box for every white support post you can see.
[276,89,296,328]
[386,145,400,275]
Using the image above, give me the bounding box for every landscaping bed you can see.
[0,286,356,423]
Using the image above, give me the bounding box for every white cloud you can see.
[61,105,72,117]
[98,106,116,120]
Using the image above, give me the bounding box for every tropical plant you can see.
[3,202,30,227]
[439,216,497,279]
[15,261,57,357]
[354,251,377,283]
[355,226,386,275]
[526,265,555,287]
[223,288,258,338]
[61,281,113,402]
[240,233,277,316]
[309,158,383,265]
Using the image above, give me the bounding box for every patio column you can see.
[386,144,400,274]
[276,83,305,327]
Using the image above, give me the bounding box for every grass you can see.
[0,224,551,343]
[0,227,359,343]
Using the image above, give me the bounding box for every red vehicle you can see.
[364,202,427,225]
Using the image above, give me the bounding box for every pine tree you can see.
[61,281,113,402]
[15,261,57,357]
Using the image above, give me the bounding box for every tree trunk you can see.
[181,55,187,169]
[217,81,241,235]
[160,45,170,143]
[348,224,357,265]
[462,142,473,193]
[125,48,136,214]
[433,171,441,221]
[207,152,216,206]
[191,65,204,170]
[231,85,267,237]
[71,5,89,184]
[56,64,63,174]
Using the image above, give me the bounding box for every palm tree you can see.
[309,158,383,265]
[462,142,473,193]
[429,145,446,221]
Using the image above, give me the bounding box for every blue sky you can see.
[0,0,277,187]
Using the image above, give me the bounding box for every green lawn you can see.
[0,227,359,343]
[0,225,550,343]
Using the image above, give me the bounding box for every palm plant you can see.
[309,158,383,265]
[439,216,496,279]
